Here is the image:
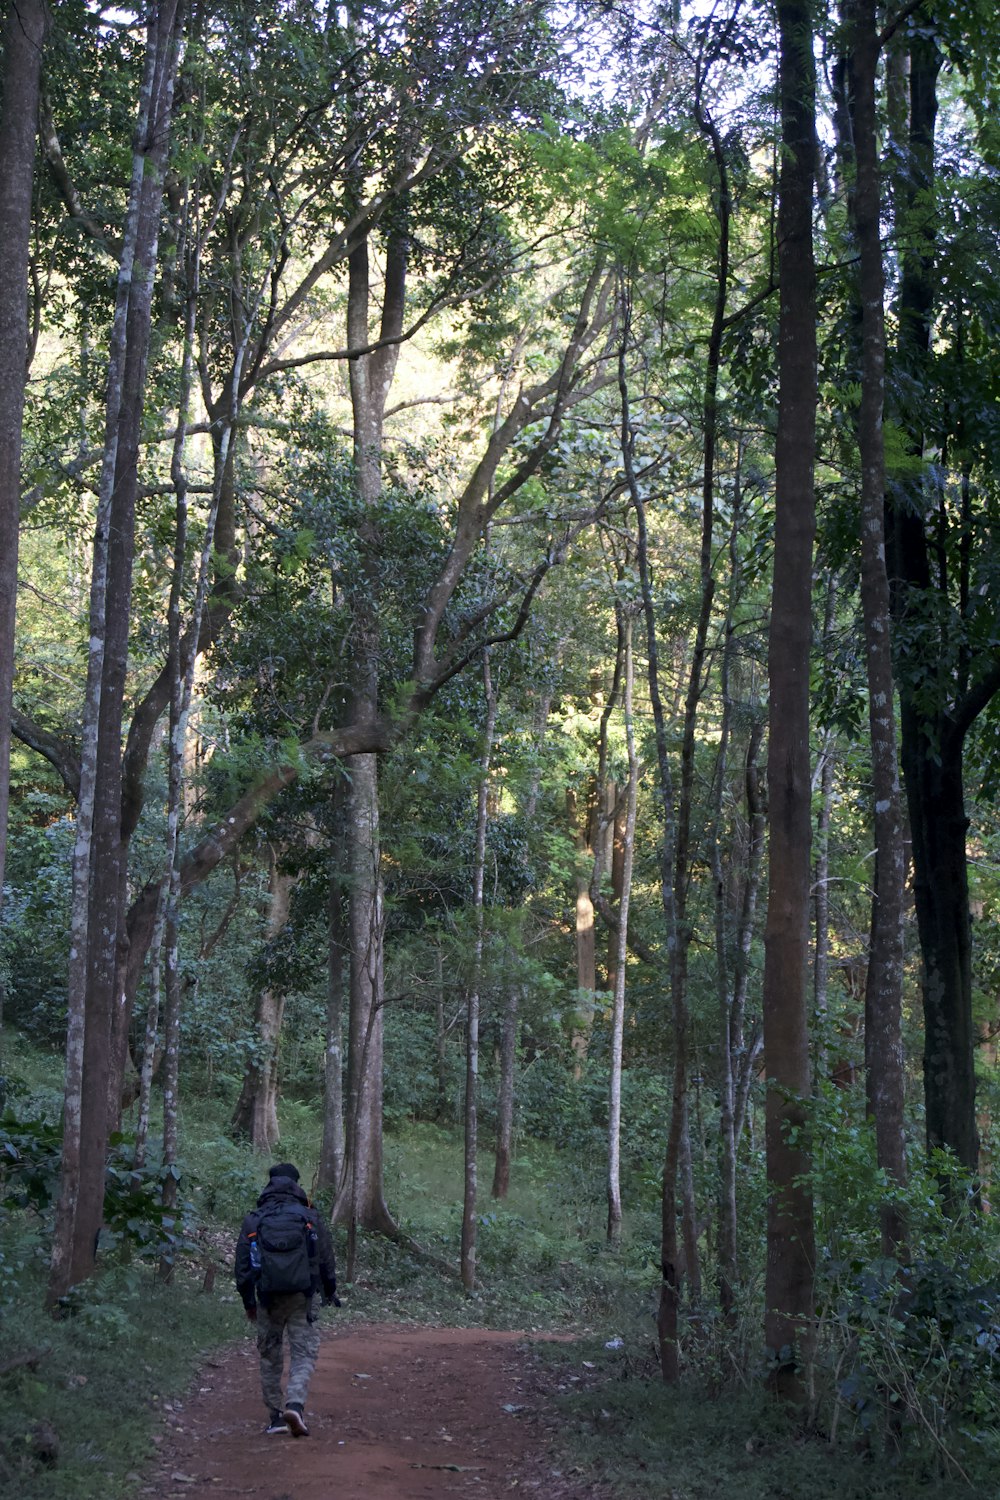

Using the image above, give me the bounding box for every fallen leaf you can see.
[410,1464,484,1472]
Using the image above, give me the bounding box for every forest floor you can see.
[146,1322,614,1500]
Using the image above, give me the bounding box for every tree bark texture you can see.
[619,302,683,1382]
[333,751,395,1243]
[330,201,407,1243]
[892,35,981,1175]
[461,653,496,1292]
[762,0,818,1397]
[49,0,183,1304]
[846,0,907,1249]
[567,786,597,1072]
[0,0,47,925]
[607,613,638,1244]
[491,985,519,1200]
[711,496,764,1320]
[230,854,295,1153]
[812,581,838,1083]
[318,852,347,1194]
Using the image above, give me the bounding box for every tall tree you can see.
[762,0,818,1397]
[606,605,638,1244]
[0,0,48,973]
[845,0,907,1249]
[461,652,497,1291]
[48,0,184,1304]
[890,26,995,1175]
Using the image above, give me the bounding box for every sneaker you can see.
[265,1410,289,1435]
[283,1402,309,1438]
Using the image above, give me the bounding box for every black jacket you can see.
[234,1176,337,1311]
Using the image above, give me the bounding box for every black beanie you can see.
[268,1162,301,1182]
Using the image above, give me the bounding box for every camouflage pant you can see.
[256,1292,320,1410]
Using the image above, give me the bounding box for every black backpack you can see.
[251,1202,317,1297]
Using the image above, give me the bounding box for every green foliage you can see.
[822,1255,1000,1470]
[0,1250,234,1500]
[529,1342,988,1500]
[0,1109,200,1272]
[1,803,73,1044]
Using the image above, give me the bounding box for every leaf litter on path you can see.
[153,1323,615,1500]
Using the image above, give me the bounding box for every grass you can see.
[4,1036,1000,1499]
[527,1341,1000,1500]
[0,1253,235,1499]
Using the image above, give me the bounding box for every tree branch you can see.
[10,711,80,799]
[40,93,120,257]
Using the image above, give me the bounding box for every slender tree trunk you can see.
[330,194,407,1238]
[231,854,294,1151]
[762,0,818,1399]
[318,845,347,1194]
[812,580,838,1083]
[712,512,741,1320]
[589,621,625,996]
[145,215,222,1206]
[491,984,519,1199]
[847,0,907,1251]
[434,941,450,1122]
[523,690,552,823]
[607,612,638,1243]
[133,884,166,1170]
[567,786,597,1072]
[0,0,47,953]
[732,723,766,1155]
[49,0,183,1304]
[461,653,497,1292]
[905,743,978,1168]
[891,35,981,1176]
[618,291,682,1381]
[333,751,395,1240]
[657,48,738,1315]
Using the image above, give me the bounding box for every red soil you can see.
[149,1322,610,1500]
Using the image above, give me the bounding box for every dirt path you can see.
[150,1323,609,1500]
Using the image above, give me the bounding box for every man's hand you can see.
[245,1304,258,1322]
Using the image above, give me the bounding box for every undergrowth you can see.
[4,1036,1000,1498]
[0,1255,233,1499]
[526,1335,993,1500]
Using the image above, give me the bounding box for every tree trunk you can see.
[711,492,761,1321]
[333,751,395,1245]
[523,690,552,823]
[231,854,294,1152]
[434,941,450,1122]
[330,195,407,1246]
[0,0,47,941]
[619,296,682,1382]
[491,985,519,1200]
[891,35,981,1176]
[461,653,497,1292]
[813,579,837,1084]
[49,0,183,1305]
[762,0,818,1400]
[606,792,626,994]
[132,881,166,1170]
[607,612,637,1243]
[905,740,978,1169]
[846,0,907,1250]
[567,786,597,1072]
[318,851,347,1194]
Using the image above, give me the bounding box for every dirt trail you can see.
[150,1323,608,1500]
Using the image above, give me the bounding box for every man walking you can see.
[235,1163,338,1437]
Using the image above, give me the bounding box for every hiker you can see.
[234,1162,339,1438]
